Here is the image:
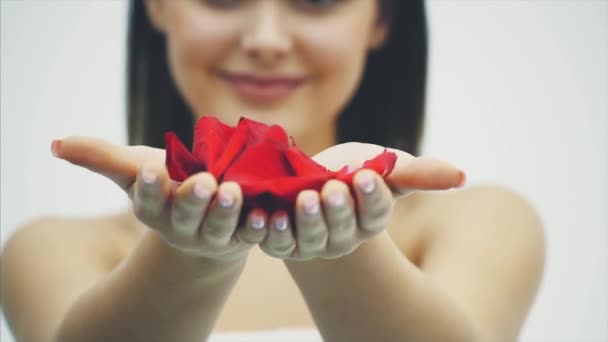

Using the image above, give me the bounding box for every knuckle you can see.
[365,198,392,220]
[296,245,325,259]
[300,231,326,247]
[172,206,194,226]
[201,219,233,242]
[198,240,227,255]
[137,182,160,199]
[328,242,355,257]
[299,211,323,226]
[290,255,316,261]
[273,243,295,255]
[133,203,156,223]
[236,230,264,245]
[262,242,295,257]
[331,210,353,227]
[330,221,355,238]
[362,219,387,232]
[135,192,163,213]
[165,233,194,250]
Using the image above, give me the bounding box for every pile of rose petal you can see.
[165,116,396,214]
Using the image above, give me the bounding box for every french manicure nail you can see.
[251,214,265,230]
[193,183,211,200]
[328,192,346,207]
[357,174,375,194]
[303,198,319,215]
[141,169,157,184]
[274,215,288,231]
[218,191,234,208]
[456,171,467,188]
[51,139,62,158]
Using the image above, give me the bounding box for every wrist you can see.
[141,229,247,285]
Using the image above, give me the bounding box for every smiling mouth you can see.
[218,71,306,104]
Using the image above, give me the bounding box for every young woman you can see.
[1,1,545,341]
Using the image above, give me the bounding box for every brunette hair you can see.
[126,0,427,155]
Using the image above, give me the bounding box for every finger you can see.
[386,152,466,196]
[321,180,358,258]
[198,182,242,252]
[133,162,172,231]
[170,172,217,243]
[294,190,327,260]
[51,136,165,197]
[234,208,268,246]
[352,170,394,238]
[260,211,296,258]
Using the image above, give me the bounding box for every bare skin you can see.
[1,1,545,340]
[1,177,545,341]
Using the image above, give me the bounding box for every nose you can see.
[241,3,292,66]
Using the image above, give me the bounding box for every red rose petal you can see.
[285,139,328,176]
[239,174,329,212]
[332,149,397,184]
[165,116,398,214]
[239,117,287,145]
[212,118,290,179]
[164,132,205,182]
[208,118,250,178]
[193,116,235,169]
[362,149,397,176]
[222,140,293,182]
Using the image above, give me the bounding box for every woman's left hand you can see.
[257,142,465,261]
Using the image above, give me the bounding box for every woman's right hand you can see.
[51,136,268,262]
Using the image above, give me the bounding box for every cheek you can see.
[298,23,371,116]
[165,10,239,107]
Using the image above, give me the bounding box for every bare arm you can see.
[284,185,545,342]
[1,219,246,342]
[3,136,272,342]
[54,228,246,342]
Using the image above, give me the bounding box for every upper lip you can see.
[218,71,307,85]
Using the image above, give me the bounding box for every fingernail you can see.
[141,169,157,185]
[457,171,467,188]
[328,192,346,207]
[303,198,319,215]
[51,139,62,158]
[193,182,211,200]
[274,215,288,231]
[251,214,265,230]
[218,191,234,208]
[357,173,375,194]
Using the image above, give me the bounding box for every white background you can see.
[1,1,607,341]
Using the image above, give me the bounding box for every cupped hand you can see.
[51,136,269,262]
[257,142,465,261]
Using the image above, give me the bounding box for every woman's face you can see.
[145,0,386,143]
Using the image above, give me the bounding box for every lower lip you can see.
[220,75,304,103]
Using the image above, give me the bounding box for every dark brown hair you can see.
[127,0,427,155]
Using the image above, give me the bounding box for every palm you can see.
[314,142,464,196]
[54,136,170,198]
[55,137,464,200]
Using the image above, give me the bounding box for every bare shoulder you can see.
[392,184,546,340]
[396,184,544,241]
[0,211,141,341]
[2,211,140,273]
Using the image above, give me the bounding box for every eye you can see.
[200,0,245,9]
[291,0,343,12]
